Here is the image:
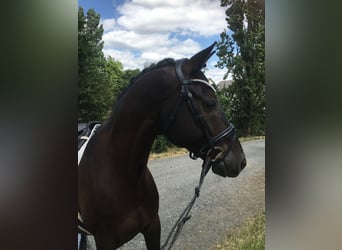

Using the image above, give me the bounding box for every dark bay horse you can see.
[78,43,246,250]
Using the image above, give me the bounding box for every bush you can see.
[151,135,173,153]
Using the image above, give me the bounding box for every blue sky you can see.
[78,0,231,82]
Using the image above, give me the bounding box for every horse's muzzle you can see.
[211,150,246,177]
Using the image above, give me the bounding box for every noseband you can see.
[163,59,236,159]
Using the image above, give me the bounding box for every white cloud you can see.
[205,60,233,84]
[102,49,143,69]
[101,18,116,31]
[131,0,189,8]
[116,0,226,36]
[101,0,228,82]
[103,30,170,50]
[103,38,201,70]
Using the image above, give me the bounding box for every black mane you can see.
[132,58,175,84]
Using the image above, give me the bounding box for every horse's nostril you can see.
[241,158,247,168]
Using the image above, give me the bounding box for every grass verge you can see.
[149,147,188,160]
[214,212,265,250]
[239,135,265,142]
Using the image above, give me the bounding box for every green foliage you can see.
[78,7,112,122]
[120,68,140,96]
[105,56,123,100]
[104,58,140,117]
[78,7,140,122]
[216,0,265,136]
[151,135,175,153]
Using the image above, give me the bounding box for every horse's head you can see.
[161,43,246,177]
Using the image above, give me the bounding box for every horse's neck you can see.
[105,82,161,173]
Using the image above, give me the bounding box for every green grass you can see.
[214,212,265,250]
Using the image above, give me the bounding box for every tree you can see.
[78,7,112,122]
[216,0,265,136]
[105,56,124,115]
[118,68,140,99]
[104,57,140,116]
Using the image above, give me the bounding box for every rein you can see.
[161,157,212,250]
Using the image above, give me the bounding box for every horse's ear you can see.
[189,42,216,71]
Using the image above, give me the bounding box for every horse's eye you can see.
[205,100,217,108]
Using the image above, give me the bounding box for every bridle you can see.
[163,59,236,160]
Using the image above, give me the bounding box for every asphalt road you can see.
[83,139,265,250]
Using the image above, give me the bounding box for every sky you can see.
[78,0,231,83]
